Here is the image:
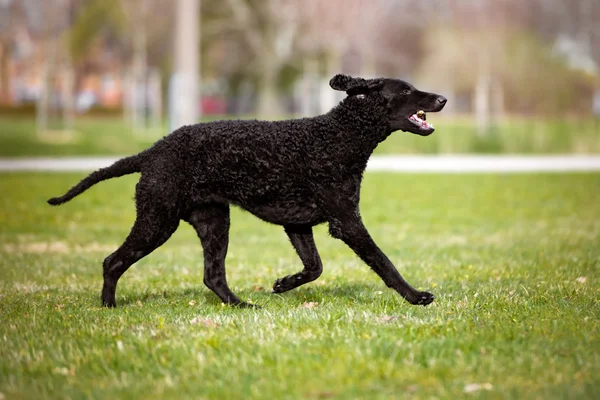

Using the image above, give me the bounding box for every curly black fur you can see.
[48,74,447,308]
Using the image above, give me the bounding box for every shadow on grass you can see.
[1,281,439,312]
[9,275,581,314]
[114,282,384,309]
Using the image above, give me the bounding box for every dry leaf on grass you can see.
[301,302,318,309]
[376,315,399,323]
[575,276,587,284]
[464,383,493,393]
[53,366,75,376]
[252,285,265,292]
[190,317,220,328]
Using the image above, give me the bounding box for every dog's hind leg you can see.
[101,177,180,307]
[187,204,251,307]
[273,224,323,293]
[101,205,179,307]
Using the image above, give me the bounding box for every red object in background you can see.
[201,97,226,115]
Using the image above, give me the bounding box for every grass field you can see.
[1,115,599,157]
[0,172,599,399]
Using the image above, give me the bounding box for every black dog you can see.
[48,74,447,308]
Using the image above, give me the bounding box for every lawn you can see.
[0,172,599,399]
[0,115,599,157]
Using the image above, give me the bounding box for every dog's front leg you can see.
[328,213,434,306]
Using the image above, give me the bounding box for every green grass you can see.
[0,117,166,157]
[1,115,599,157]
[1,173,599,399]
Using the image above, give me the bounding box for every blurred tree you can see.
[34,0,76,135]
[503,32,594,115]
[26,0,598,122]
[67,0,175,91]
[207,0,432,117]
[522,0,599,69]
[0,0,21,104]
[298,0,426,113]
[417,0,598,133]
[67,0,174,129]
[67,0,124,65]
[220,0,303,117]
[419,26,594,116]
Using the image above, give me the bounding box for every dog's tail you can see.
[47,153,144,206]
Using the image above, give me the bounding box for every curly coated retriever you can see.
[48,74,447,308]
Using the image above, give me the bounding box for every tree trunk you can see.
[37,40,56,136]
[131,0,148,133]
[0,41,10,104]
[123,70,132,128]
[148,69,162,130]
[474,45,493,136]
[37,62,49,136]
[170,0,200,130]
[474,73,491,136]
[320,50,342,114]
[61,61,75,131]
[491,79,504,123]
[300,56,319,117]
[256,61,282,118]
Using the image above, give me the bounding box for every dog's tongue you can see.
[409,112,433,129]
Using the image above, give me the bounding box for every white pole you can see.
[149,69,162,130]
[171,0,200,131]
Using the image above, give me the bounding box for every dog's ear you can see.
[329,74,383,95]
[329,74,361,91]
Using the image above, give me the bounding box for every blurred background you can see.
[0,0,599,156]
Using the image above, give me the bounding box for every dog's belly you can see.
[242,201,325,226]
[190,174,324,226]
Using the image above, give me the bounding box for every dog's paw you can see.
[101,297,117,308]
[407,291,435,306]
[101,281,117,308]
[233,301,261,309]
[272,278,285,293]
[272,276,295,294]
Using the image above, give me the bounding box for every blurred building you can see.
[1,0,126,111]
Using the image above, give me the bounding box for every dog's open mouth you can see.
[408,110,434,132]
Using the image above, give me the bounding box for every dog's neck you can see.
[323,98,392,171]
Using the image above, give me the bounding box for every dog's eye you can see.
[402,89,411,95]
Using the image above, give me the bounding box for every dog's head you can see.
[330,74,447,136]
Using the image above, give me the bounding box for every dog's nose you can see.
[437,96,447,105]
